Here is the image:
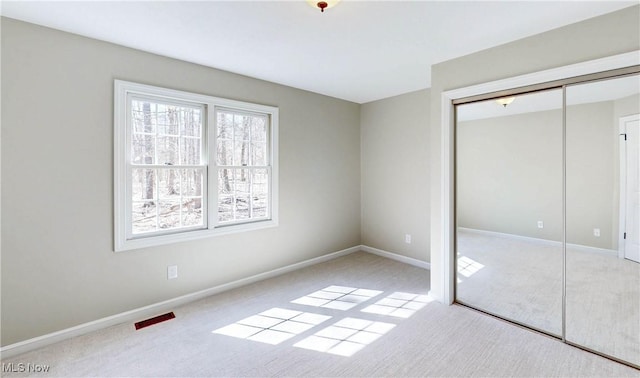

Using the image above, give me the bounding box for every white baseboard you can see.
[0,245,361,359]
[458,227,617,257]
[1,245,431,358]
[360,245,431,270]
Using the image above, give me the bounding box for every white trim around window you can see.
[114,80,279,252]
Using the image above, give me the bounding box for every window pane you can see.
[218,168,233,195]
[131,134,155,164]
[131,100,156,133]
[158,200,180,230]
[252,195,268,218]
[251,117,267,141]
[234,140,249,166]
[234,169,250,195]
[132,201,157,234]
[217,140,233,165]
[235,195,250,220]
[131,111,146,134]
[217,112,233,139]
[158,169,180,199]
[182,198,203,227]
[218,195,233,222]
[234,114,250,141]
[212,109,274,227]
[252,169,269,218]
[156,104,180,136]
[132,169,156,201]
[183,108,202,137]
[182,169,203,197]
[252,169,269,195]
[216,111,267,167]
[131,99,203,168]
[218,168,262,223]
[181,137,201,165]
[157,136,179,165]
[132,168,207,233]
[251,141,267,166]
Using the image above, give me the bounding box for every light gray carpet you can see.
[456,229,563,336]
[1,251,638,377]
[457,229,640,367]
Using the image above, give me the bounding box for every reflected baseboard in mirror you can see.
[565,73,640,368]
[455,88,564,338]
[454,70,640,368]
[456,226,639,366]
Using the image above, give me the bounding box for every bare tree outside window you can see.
[116,80,278,251]
[131,99,204,234]
[216,110,270,223]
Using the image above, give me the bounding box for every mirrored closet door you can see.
[455,70,640,368]
[455,89,564,337]
[565,74,640,366]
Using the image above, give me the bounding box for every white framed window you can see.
[114,80,278,251]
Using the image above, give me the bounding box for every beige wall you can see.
[1,18,361,346]
[457,108,563,242]
[458,101,620,250]
[430,6,640,300]
[360,90,430,262]
[566,101,618,250]
[614,94,640,118]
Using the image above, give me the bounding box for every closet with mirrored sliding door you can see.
[454,67,640,368]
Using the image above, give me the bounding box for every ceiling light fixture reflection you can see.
[307,0,340,13]
[495,97,516,107]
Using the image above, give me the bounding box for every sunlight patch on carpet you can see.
[212,307,332,345]
[294,317,396,357]
[361,292,432,318]
[291,285,383,310]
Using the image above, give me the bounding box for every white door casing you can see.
[619,114,640,263]
[437,51,640,304]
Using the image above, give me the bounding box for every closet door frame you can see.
[438,53,639,307]
[443,54,640,368]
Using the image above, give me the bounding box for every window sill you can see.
[114,219,278,252]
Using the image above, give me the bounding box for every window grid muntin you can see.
[214,108,271,226]
[216,166,271,226]
[130,95,205,166]
[130,167,206,235]
[115,80,278,251]
[127,94,207,238]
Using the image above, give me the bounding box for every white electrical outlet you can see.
[405,234,412,244]
[537,221,544,229]
[593,228,600,237]
[167,265,178,280]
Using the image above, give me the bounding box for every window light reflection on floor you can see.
[457,255,485,278]
[212,307,331,345]
[213,287,431,354]
[291,285,383,310]
[294,317,396,357]
[361,292,432,318]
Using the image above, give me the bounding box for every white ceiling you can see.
[1,1,637,104]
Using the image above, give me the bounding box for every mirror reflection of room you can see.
[455,89,564,337]
[565,74,640,367]
[454,74,640,368]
